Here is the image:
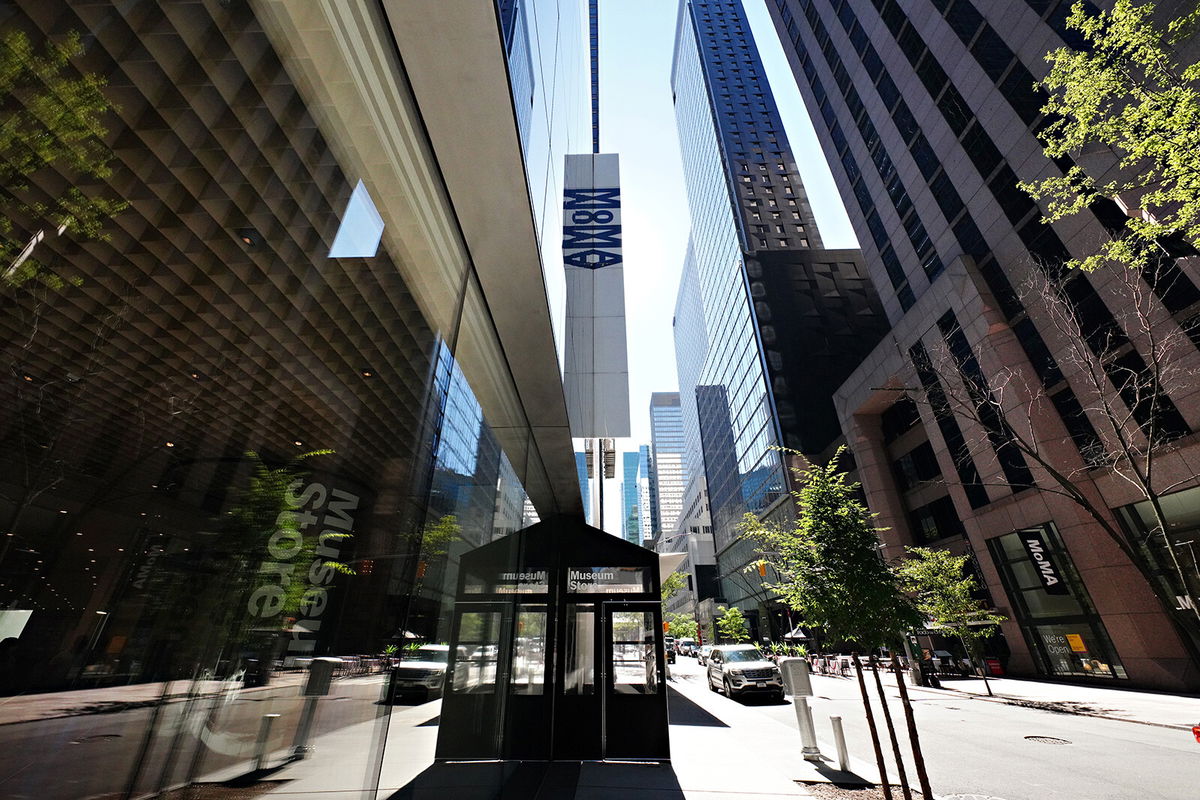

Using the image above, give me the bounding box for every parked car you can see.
[706,644,784,701]
[697,644,713,666]
[677,637,697,656]
[391,644,451,699]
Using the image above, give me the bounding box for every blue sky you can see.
[595,0,856,528]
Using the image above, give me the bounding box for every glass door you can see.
[602,602,669,760]
[434,602,512,759]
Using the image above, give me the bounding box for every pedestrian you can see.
[920,649,941,689]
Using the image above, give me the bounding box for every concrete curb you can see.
[847,674,1196,732]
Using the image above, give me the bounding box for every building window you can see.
[907,495,963,544]
[892,441,941,491]
[988,524,1127,680]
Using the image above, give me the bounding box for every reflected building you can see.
[0,0,589,796]
[670,0,888,635]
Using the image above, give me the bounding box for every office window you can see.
[972,25,1014,80]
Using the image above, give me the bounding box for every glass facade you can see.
[0,2,582,797]
[575,450,592,526]
[1118,485,1200,651]
[621,451,641,544]
[649,393,686,540]
[638,444,653,543]
[671,0,788,566]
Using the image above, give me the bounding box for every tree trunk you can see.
[891,654,933,798]
[853,652,892,800]
[870,656,911,800]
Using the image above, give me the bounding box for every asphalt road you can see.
[671,657,1199,800]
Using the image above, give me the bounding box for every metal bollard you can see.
[291,658,342,759]
[781,658,823,762]
[830,715,850,772]
[254,713,281,772]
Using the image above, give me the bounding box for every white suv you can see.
[706,644,784,701]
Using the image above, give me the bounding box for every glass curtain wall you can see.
[672,3,787,567]
[0,2,550,798]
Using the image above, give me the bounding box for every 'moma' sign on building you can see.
[561,153,630,440]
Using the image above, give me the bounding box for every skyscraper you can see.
[621,450,641,544]
[575,451,592,526]
[649,392,686,543]
[670,0,888,633]
[638,444,654,542]
[765,0,1200,690]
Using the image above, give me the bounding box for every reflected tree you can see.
[0,30,127,288]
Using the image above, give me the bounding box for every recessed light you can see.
[58,510,67,514]
[361,369,374,377]
[22,375,33,382]
[165,442,175,448]
[294,440,303,447]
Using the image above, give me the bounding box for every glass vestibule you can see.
[437,518,668,762]
[988,523,1127,680]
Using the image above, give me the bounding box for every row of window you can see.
[784,3,943,311]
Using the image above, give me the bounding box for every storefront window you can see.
[988,523,1127,679]
[1118,485,1200,625]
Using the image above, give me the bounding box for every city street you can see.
[669,656,1200,800]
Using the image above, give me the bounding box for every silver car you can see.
[706,644,784,700]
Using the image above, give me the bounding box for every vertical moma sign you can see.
[1020,527,1070,596]
[562,153,631,439]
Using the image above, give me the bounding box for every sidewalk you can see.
[904,673,1200,730]
[189,671,827,799]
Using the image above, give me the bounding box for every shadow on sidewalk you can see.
[386,760,685,800]
[666,686,728,726]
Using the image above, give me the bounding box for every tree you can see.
[715,605,749,643]
[0,30,127,289]
[913,265,1200,658]
[897,547,1007,695]
[741,449,919,650]
[661,570,686,605]
[1020,1,1200,275]
[665,612,698,640]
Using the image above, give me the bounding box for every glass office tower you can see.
[621,451,642,544]
[648,393,686,543]
[0,1,586,796]
[671,0,887,632]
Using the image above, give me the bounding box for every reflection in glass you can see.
[511,605,546,695]
[452,611,503,693]
[563,604,595,695]
[610,611,657,695]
